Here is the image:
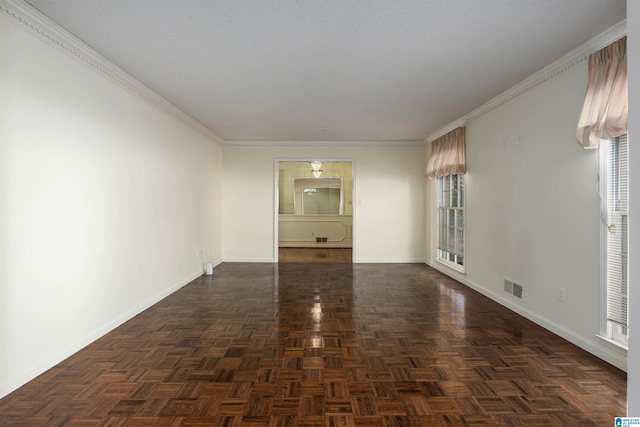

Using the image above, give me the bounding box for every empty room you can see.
[1,0,639,425]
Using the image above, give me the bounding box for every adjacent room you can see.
[277,160,354,263]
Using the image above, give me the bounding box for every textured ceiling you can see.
[24,0,626,142]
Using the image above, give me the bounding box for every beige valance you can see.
[426,127,466,179]
[576,37,627,149]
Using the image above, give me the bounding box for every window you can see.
[438,174,465,272]
[599,134,628,347]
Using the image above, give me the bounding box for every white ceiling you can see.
[24,0,625,142]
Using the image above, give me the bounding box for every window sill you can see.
[596,334,628,354]
[436,258,465,274]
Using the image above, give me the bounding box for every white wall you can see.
[426,61,626,370]
[627,0,639,415]
[0,17,223,397]
[223,144,425,263]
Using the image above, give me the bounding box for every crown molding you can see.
[2,0,624,148]
[0,0,225,144]
[425,19,627,143]
[224,140,424,148]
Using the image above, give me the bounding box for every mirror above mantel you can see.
[294,177,343,215]
[278,161,353,216]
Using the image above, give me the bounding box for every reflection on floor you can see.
[0,263,626,425]
[279,247,352,262]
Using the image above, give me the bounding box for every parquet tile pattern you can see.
[279,248,352,263]
[0,263,626,426]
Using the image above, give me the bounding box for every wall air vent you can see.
[504,278,523,299]
[512,283,523,299]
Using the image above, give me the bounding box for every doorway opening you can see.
[275,160,354,262]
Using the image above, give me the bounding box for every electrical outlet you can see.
[196,249,203,258]
[558,287,566,303]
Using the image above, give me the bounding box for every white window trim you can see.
[596,334,628,354]
[436,256,466,274]
[598,136,629,349]
[436,174,466,274]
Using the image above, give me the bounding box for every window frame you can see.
[597,134,629,351]
[436,174,466,273]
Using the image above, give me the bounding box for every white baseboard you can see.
[424,260,627,371]
[0,269,203,399]
[355,258,425,264]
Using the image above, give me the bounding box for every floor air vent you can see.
[504,278,523,299]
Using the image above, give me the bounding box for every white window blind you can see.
[438,174,464,270]
[605,134,628,329]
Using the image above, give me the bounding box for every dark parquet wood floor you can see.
[279,248,352,263]
[0,263,626,426]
